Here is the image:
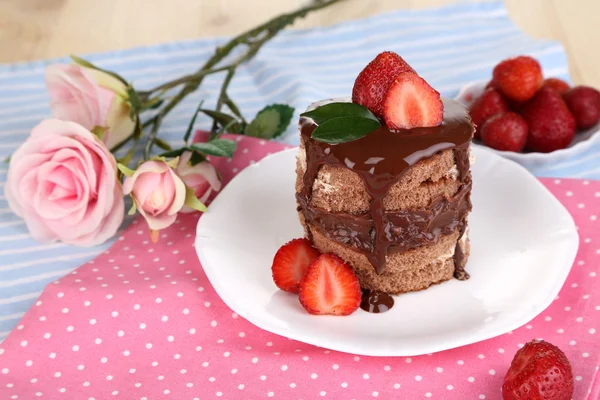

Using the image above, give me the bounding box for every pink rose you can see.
[175,151,222,213]
[122,160,186,237]
[45,64,136,149]
[5,119,124,246]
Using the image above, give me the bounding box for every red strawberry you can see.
[298,254,361,316]
[484,80,497,90]
[563,86,600,130]
[543,77,570,95]
[382,72,443,130]
[271,238,319,293]
[352,51,416,117]
[481,112,528,152]
[493,56,543,102]
[522,87,576,152]
[469,87,509,138]
[502,339,574,400]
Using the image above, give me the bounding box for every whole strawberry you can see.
[469,87,509,138]
[493,56,543,102]
[481,112,528,152]
[352,51,415,117]
[502,339,573,400]
[522,87,576,152]
[543,77,570,95]
[563,86,600,130]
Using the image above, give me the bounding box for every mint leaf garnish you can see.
[311,116,380,144]
[301,102,381,144]
[300,102,379,124]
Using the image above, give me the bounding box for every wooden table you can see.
[1,0,598,86]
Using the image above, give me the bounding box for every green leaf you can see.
[127,86,143,113]
[300,102,378,125]
[91,126,107,141]
[154,138,172,151]
[200,109,242,134]
[158,148,188,158]
[70,55,128,85]
[246,104,294,139]
[245,109,280,139]
[191,139,237,158]
[127,202,137,216]
[224,95,246,124]
[184,100,204,144]
[189,151,206,166]
[184,186,208,213]
[143,97,164,110]
[117,163,136,177]
[311,116,380,145]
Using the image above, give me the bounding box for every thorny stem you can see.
[141,0,343,159]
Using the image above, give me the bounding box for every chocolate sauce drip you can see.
[360,289,394,313]
[298,98,474,275]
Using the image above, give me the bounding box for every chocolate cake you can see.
[295,98,474,296]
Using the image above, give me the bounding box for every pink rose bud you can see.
[45,64,136,150]
[122,160,187,241]
[175,151,222,213]
[5,119,125,246]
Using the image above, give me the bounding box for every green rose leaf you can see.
[300,102,379,125]
[311,116,381,145]
[246,104,295,139]
[200,109,243,134]
[189,151,206,166]
[191,139,237,158]
[158,148,188,158]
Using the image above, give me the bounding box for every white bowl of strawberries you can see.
[455,55,600,170]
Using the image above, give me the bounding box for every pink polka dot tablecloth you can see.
[0,134,599,400]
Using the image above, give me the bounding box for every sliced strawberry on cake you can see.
[271,238,320,293]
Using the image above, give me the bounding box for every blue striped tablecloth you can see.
[0,1,597,341]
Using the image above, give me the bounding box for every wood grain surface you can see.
[0,0,598,86]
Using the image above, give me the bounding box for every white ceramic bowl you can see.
[454,80,600,170]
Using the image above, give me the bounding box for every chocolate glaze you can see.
[360,289,394,313]
[297,98,474,277]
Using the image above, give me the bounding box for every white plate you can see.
[455,80,600,170]
[195,147,578,356]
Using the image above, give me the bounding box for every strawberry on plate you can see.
[480,112,528,152]
[299,254,361,316]
[563,85,600,130]
[502,339,574,400]
[271,238,319,293]
[469,87,509,138]
[493,55,543,102]
[382,72,444,130]
[522,87,576,153]
[352,51,415,118]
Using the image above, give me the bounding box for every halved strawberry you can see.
[271,238,319,293]
[352,51,416,117]
[298,254,361,316]
[383,72,444,130]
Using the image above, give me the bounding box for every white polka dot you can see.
[354,356,360,361]
[436,367,443,373]
[590,328,596,334]
[174,354,181,359]
[49,353,56,359]
[405,358,412,363]
[164,390,170,395]
[26,360,33,366]
[111,391,118,396]
[545,316,552,321]
[477,354,485,359]
[83,381,90,387]
[54,372,61,378]
[78,365,85,371]
[557,328,565,333]
[479,395,486,399]
[289,383,296,388]
[576,376,583,381]
[202,362,209,367]
[311,373,318,379]
[260,376,267,381]
[117,330,124,337]
[111,311,118,317]
[211,321,217,327]
[489,369,496,375]
[415,375,422,381]
[123,350,130,356]
[302,356,309,361]
[468,377,475,382]
[332,364,339,370]
[39,316,46,321]
[583,352,590,358]
[135,383,142,388]
[447,385,454,390]
[106,375,113,381]
[152,362,158,367]
[363,374,369,379]
[457,359,464,365]
[100,357,107,363]
[372,391,378,397]
[341,382,348,388]
[61,308,69,314]
[139,323,146,329]
[183,308,190,315]
[231,368,237,374]
[43,333,51,339]
[72,345,79,352]
[167,335,174,342]
[20,341,27,347]
[425,393,432,398]
[133,304,140,310]
[566,191,573,196]
[155,298,162,304]
[146,343,152,349]
[266,393,273,397]
[158,376,164,380]
[106,294,113,300]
